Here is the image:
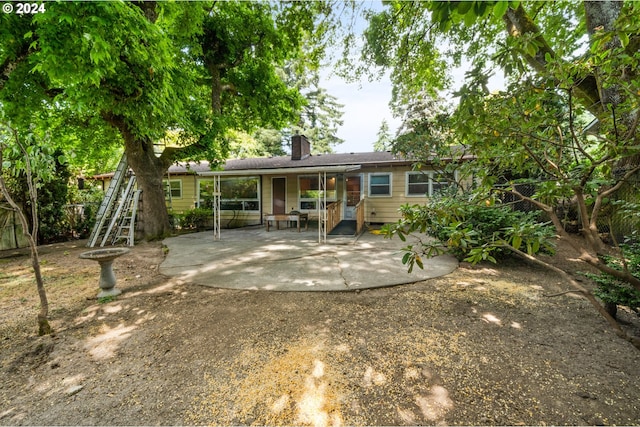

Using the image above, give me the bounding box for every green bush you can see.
[67,184,104,239]
[179,208,212,230]
[385,192,556,271]
[585,235,640,317]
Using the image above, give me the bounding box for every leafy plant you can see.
[384,192,556,271]
[98,295,117,304]
[585,235,640,318]
[67,182,104,239]
[179,208,212,230]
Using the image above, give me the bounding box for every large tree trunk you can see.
[103,113,172,241]
[584,0,624,108]
[503,4,601,116]
[504,1,638,132]
[584,0,639,165]
[124,137,172,241]
[126,143,172,241]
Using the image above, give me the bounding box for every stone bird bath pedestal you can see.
[79,248,130,298]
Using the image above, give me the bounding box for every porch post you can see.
[213,174,221,240]
[318,171,327,244]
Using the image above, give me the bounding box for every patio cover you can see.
[197,165,362,243]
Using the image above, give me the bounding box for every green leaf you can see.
[402,252,411,265]
[525,43,537,57]
[511,235,522,250]
[464,10,477,26]
[532,240,540,254]
[619,31,629,48]
[456,1,473,15]
[493,1,509,18]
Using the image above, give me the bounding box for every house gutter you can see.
[196,165,362,176]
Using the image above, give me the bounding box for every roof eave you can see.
[197,165,362,176]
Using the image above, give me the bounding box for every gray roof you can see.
[167,151,414,175]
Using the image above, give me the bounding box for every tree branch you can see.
[504,244,640,350]
[503,4,602,115]
[133,1,158,23]
[0,43,30,92]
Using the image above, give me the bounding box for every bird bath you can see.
[79,248,130,299]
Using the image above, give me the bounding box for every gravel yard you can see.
[1,238,639,425]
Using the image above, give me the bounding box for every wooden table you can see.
[264,213,309,232]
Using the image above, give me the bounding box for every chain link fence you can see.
[499,176,639,241]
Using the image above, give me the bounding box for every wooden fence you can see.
[326,200,342,234]
[0,204,29,250]
[355,198,365,235]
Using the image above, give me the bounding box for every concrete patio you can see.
[160,226,458,291]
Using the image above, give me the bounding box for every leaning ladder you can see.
[87,154,128,247]
[100,176,137,246]
[112,187,141,246]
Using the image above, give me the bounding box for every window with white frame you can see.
[163,179,182,200]
[406,171,454,196]
[298,175,337,210]
[406,172,430,196]
[197,177,260,211]
[430,172,452,195]
[368,173,392,197]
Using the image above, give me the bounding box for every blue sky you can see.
[320,69,401,154]
[318,1,399,154]
[318,2,503,154]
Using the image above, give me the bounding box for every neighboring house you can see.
[164,135,456,232]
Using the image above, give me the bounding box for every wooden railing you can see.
[326,200,342,233]
[355,198,365,235]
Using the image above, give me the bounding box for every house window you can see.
[406,171,454,196]
[198,177,260,211]
[299,175,337,210]
[430,173,451,195]
[368,173,392,197]
[164,180,182,200]
[198,180,216,209]
[406,172,430,196]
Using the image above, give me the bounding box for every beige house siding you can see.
[165,175,197,213]
[166,165,445,226]
[91,150,463,230]
[361,166,425,223]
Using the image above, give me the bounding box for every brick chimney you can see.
[291,135,311,160]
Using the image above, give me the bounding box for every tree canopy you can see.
[361,1,640,345]
[360,0,640,247]
[1,1,344,239]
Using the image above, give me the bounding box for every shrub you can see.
[585,235,640,318]
[179,208,212,230]
[385,192,556,271]
[67,184,103,239]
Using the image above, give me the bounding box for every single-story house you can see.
[164,135,458,238]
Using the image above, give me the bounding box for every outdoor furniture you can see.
[264,213,309,232]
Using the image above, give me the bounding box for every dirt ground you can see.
[1,235,639,426]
